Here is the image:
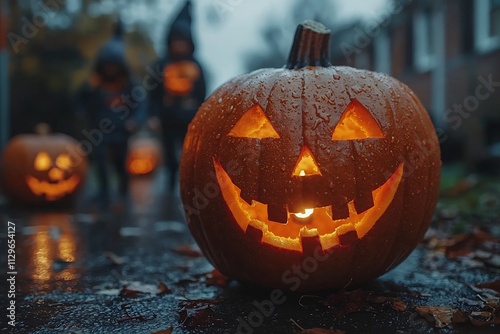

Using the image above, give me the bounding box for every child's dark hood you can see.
[167,1,194,56]
[94,21,129,79]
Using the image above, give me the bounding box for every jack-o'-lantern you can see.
[180,21,441,291]
[126,137,162,176]
[1,129,87,205]
[163,60,201,96]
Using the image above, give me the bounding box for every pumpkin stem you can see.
[34,123,51,135]
[286,20,332,69]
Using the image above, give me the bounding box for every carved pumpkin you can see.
[180,21,441,291]
[126,137,162,176]
[163,60,201,96]
[1,131,87,205]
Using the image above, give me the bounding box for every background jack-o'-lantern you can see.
[126,136,162,176]
[1,125,88,205]
[163,60,201,96]
[180,21,441,291]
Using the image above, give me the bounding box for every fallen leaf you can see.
[290,318,345,333]
[178,309,188,324]
[173,245,202,257]
[205,269,229,287]
[104,251,126,265]
[152,327,173,334]
[176,277,199,286]
[476,280,500,294]
[390,299,408,312]
[415,306,466,328]
[427,228,500,264]
[469,302,500,327]
[158,281,172,295]
[119,282,160,297]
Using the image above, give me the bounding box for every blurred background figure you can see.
[148,1,206,194]
[77,21,146,208]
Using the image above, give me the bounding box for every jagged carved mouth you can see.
[26,175,81,201]
[214,159,404,252]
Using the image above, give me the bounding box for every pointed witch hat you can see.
[166,1,194,54]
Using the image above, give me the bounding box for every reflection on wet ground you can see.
[1,168,499,333]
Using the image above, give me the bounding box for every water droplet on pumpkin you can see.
[326,149,331,154]
[281,166,286,171]
[352,85,363,94]
[216,134,221,139]
[218,98,223,103]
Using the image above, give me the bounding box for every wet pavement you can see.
[1,168,499,334]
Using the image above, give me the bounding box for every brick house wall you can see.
[331,0,500,166]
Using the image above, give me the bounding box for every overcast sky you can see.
[155,0,390,93]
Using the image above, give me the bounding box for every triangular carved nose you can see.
[292,146,322,177]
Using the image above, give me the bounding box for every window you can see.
[462,0,474,53]
[413,5,436,71]
[491,0,500,37]
[474,0,500,52]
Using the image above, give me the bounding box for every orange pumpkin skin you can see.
[126,137,162,176]
[180,22,441,291]
[1,133,88,205]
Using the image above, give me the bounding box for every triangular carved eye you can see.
[228,104,280,139]
[332,100,384,140]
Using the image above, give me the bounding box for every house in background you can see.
[331,0,500,169]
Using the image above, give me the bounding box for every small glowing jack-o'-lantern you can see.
[126,137,162,176]
[163,60,201,96]
[1,131,87,205]
[180,21,441,291]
